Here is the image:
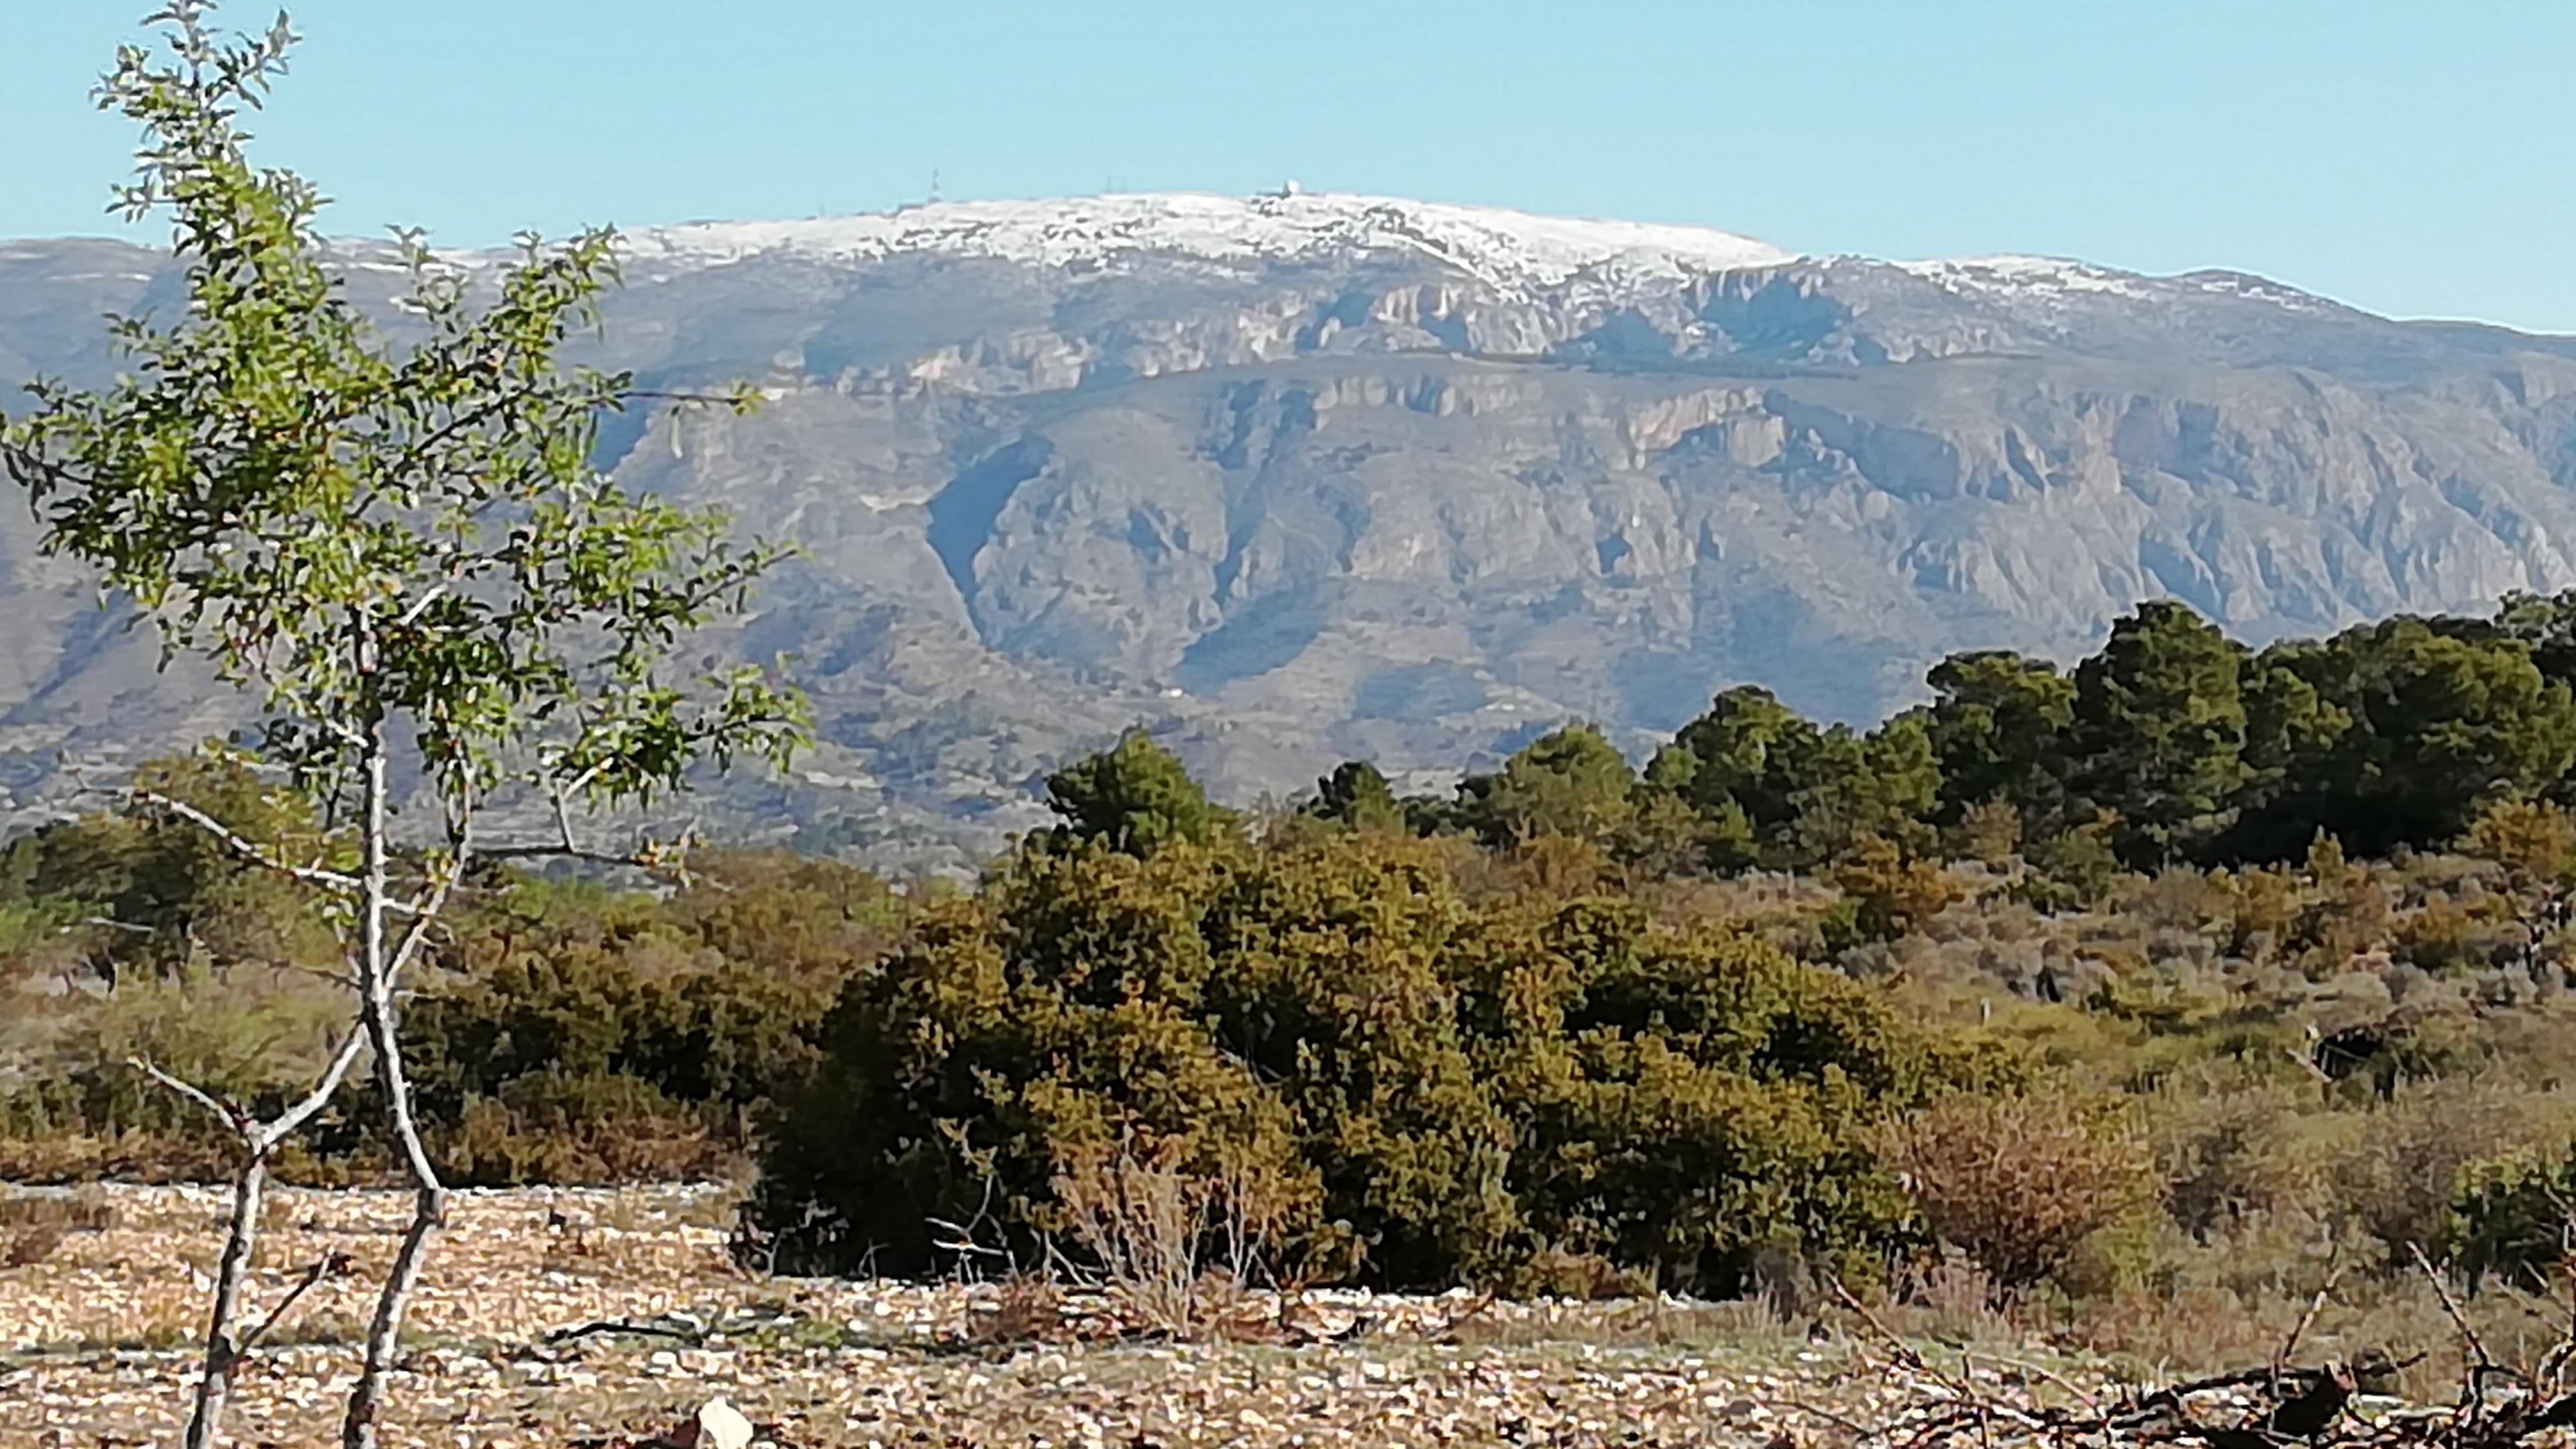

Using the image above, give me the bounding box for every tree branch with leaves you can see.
[0,5,808,1446]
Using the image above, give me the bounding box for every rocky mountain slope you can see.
[7,192,2576,870]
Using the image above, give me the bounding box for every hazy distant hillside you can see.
[7,192,2576,870]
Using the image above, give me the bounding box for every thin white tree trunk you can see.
[340,732,449,1449]
[148,1022,365,1449]
[182,1147,265,1449]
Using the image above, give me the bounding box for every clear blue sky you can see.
[9,1,2574,331]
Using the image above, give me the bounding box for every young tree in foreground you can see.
[0,7,806,1447]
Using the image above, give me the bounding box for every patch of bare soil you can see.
[0,1183,1937,1448]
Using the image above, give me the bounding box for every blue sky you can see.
[8,1,2574,331]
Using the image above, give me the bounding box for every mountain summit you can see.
[611,191,1799,291]
[6,193,2576,867]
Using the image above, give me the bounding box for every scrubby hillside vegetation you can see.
[19,594,2576,1360]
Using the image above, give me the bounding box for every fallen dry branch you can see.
[1831,1267,2573,1449]
[543,1316,712,1348]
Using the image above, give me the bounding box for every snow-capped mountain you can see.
[614,191,1799,292]
[5,193,2576,869]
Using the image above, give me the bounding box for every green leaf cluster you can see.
[0,0,807,845]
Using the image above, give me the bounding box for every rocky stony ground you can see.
[0,1182,1992,1449]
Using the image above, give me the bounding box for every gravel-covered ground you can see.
[0,1182,2039,1448]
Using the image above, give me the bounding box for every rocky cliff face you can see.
[6,194,2576,870]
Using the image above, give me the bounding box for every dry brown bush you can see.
[1048,1139,1287,1340]
[0,1190,120,1233]
[1890,1091,2154,1297]
[2148,1077,2319,1239]
[2320,1079,2576,1264]
[1515,1247,1659,1302]
[964,1272,1071,1346]
[3,1223,67,1267]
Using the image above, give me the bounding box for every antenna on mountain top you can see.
[928,168,943,203]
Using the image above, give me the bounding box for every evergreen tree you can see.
[1652,687,1942,869]
[2492,588,2576,686]
[1308,759,1406,833]
[2069,602,2248,863]
[1458,722,1638,848]
[1046,729,1238,855]
[1652,686,1827,869]
[2273,618,2576,855]
[1925,650,2074,828]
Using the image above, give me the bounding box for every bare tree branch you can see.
[238,1251,352,1357]
[131,1055,245,1134]
[136,1007,366,1449]
[133,789,423,915]
[247,1020,368,1156]
[132,790,362,893]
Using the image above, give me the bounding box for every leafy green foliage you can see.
[1457,722,1639,850]
[1042,729,1239,855]
[2448,1144,2576,1293]
[394,860,896,1183]
[1306,760,1405,832]
[2069,602,2249,863]
[751,828,1991,1291]
[2245,619,2576,858]
[1926,651,2074,829]
[1650,686,1826,869]
[0,14,812,1098]
[0,26,809,1417]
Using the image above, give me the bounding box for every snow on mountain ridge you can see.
[612,191,1801,292]
[1892,254,2154,298]
[317,192,2355,329]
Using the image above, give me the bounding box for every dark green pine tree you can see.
[1924,649,2075,829]
[2068,600,2248,863]
[1044,728,1238,855]
[1308,759,1407,832]
[1456,722,1639,848]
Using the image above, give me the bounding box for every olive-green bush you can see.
[393,859,900,1185]
[750,830,2004,1291]
[2449,1143,2576,1293]
[0,842,900,1185]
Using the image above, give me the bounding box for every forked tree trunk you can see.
[340,731,450,1449]
[154,1026,364,1449]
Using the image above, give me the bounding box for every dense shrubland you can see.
[15,594,2576,1345]
[749,828,2008,1293]
[0,772,903,1184]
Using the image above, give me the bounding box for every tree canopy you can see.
[0,7,804,1445]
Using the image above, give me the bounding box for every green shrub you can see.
[751,831,2004,1292]
[751,839,1315,1279]
[0,847,897,1185]
[392,862,886,1183]
[1832,835,1962,943]
[2325,1082,2571,1268]
[2015,816,2123,911]
[2449,1144,2576,1292]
